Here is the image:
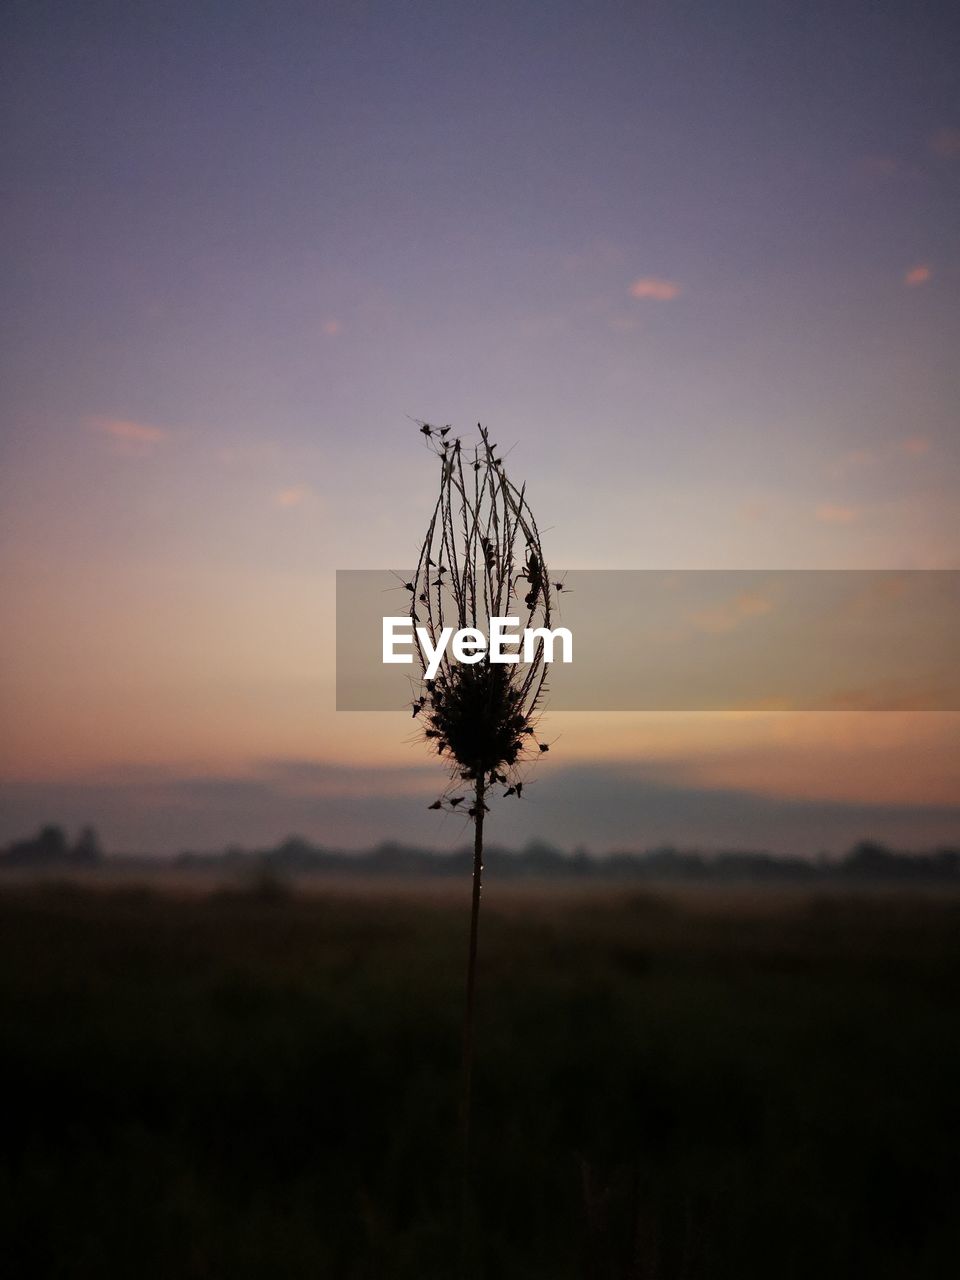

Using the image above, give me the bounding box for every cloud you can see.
[257,758,434,799]
[3,759,957,856]
[929,127,960,159]
[629,277,682,301]
[904,264,932,287]
[900,436,931,456]
[275,484,312,508]
[815,504,860,525]
[321,319,342,337]
[690,590,774,635]
[90,417,167,454]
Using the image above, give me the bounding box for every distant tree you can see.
[37,825,68,860]
[2,825,69,867]
[72,825,103,865]
[273,836,321,868]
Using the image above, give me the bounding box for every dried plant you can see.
[405,421,557,1229]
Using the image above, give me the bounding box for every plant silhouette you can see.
[407,421,556,1252]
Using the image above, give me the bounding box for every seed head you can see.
[411,422,555,799]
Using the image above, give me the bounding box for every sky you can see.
[2,0,958,854]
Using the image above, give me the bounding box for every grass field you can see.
[1,874,958,1278]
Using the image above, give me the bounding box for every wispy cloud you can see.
[629,277,682,301]
[275,484,312,508]
[904,264,932,287]
[90,417,168,454]
[900,436,931,457]
[815,504,860,525]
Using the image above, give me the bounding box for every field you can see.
[1,874,958,1278]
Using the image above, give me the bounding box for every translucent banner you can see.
[336,570,959,711]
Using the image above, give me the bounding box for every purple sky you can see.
[2,0,958,853]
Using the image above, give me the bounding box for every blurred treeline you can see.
[3,825,959,884]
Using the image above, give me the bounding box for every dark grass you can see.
[1,878,959,1278]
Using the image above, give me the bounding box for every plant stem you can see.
[459,774,485,1259]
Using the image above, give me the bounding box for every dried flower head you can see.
[409,423,555,800]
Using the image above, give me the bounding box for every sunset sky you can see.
[2,0,958,853]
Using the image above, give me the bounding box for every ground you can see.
[1,874,957,1278]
